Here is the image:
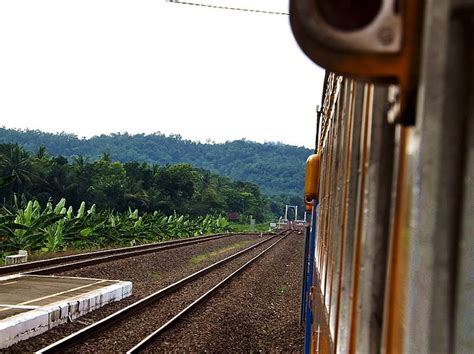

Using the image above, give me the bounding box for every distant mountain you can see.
[0,127,312,196]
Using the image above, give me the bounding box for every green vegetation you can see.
[0,128,311,196]
[0,129,309,260]
[0,143,276,221]
[230,222,272,233]
[0,143,301,260]
[189,240,252,264]
[150,271,161,281]
[0,197,232,260]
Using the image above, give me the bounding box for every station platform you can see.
[0,274,132,349]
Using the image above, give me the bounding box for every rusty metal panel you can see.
[350,85,395,353]
[348,83,373,354]
[325,96,343,313]
[327,104,341,310]
[317,140,327,281]
[381,124,413,354]
[317,123,330,279]
[455,67,474,352]
[322,113,335,304]
[454,12,474,351]
[400,1,451,351]
[391,1,474,353]
[329,80,350,339]
[317,119,328,280]
[335,81,365,354]
[321,108,335,301]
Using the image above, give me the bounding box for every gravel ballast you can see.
[6,233,267,352]
[143,230,305,352]
[61,234,285,352]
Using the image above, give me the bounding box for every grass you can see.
[231,222,273,233]
[190,240,253,264]
[277,285,288,294]
[28,246,107,261]
[22,231,217,262]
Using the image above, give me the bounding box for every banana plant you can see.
[0,197,232,259]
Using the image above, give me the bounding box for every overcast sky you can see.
[0,0,324,148]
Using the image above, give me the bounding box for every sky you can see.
[0,0,324,148]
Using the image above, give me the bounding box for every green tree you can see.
[0,144,37,198]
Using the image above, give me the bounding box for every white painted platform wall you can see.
[0,276,132,349]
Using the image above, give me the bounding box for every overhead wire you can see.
[165,0,289,16]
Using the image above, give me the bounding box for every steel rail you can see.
[0,232,243,275]
[128,231,290,353]
[36,230,288,353]
[25,234,245,276]
[0,233,241,274]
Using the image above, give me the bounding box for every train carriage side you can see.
[294,1,474,353]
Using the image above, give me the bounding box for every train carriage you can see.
[293,1,474,353]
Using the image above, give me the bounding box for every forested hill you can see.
[0,128,312,195]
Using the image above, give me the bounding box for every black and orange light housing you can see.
[290,0,424,125]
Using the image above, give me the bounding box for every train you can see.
[292,1,473,353]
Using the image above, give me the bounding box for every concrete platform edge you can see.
[0,277,132,349]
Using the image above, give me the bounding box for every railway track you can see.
[0,232,259,276]
[35,229,293,353]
